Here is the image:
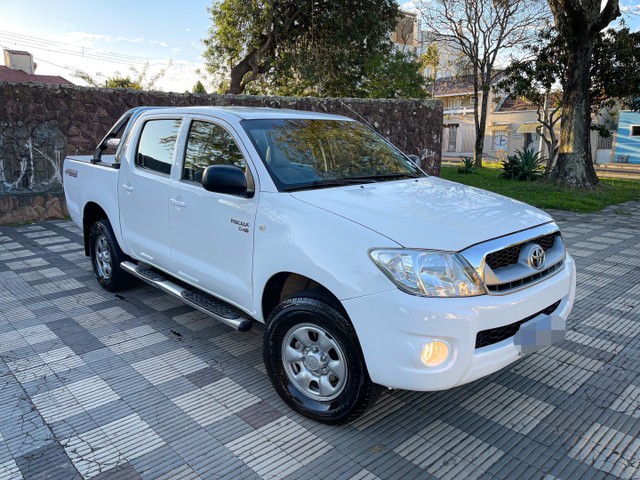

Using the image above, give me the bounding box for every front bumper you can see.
[342,253,576,391]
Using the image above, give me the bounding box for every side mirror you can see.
[202,165,248,195]
[105,138,121,150]
[407,154,420,166]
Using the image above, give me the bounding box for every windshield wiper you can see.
[283,178,374,192]
[347,172,422,181]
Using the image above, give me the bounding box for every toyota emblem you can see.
[529,245,545,270]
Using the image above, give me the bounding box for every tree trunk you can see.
[550,37,599,188]
[473,80,491,168]
[228,56,252,94]
[474,127,484,168]
[226,32,276,95]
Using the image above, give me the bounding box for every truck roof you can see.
[131,106,353,121]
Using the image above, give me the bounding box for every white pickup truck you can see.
[63,106,576,424]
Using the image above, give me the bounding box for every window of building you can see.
[136,119,182,175]
[447,124,458,152]
[182,120,247,184]
[630,125,640,137]
[523,133,540,151]
[597,134,613,149]
[492,130,509,151]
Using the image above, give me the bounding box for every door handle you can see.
[170,198,186,208]
[122,184,134,192]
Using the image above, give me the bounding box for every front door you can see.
[169,117,258,309]
[119,117,183,270]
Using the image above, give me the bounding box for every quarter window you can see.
[136,119,182,175]
[183,121,246,183]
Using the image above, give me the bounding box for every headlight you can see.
[369,249,485,297]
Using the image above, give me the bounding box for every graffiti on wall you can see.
[0,121,66,194]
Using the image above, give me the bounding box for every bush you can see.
[457,156,475,174]
[500,148,544,181]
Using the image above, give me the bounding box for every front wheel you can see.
[89,219,133,292]
[264,294,380,424]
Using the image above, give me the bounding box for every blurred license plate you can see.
[514,314,566,355]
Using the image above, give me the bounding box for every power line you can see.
[32,56,84,75]
[0,29,150,62]
[0,29,152,66]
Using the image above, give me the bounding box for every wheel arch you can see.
[83,202,107,256]
[261,272,347,322]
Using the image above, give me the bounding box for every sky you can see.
[0,0,213,92]
[0,0,638,94]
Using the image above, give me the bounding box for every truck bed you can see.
[63,154,121,237]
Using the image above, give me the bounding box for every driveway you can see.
[0,202,639,480]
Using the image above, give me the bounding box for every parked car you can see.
[63,106,576,424]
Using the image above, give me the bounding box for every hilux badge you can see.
[231,218,250,233]
[529,245,545,270]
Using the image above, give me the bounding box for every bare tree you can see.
[418,0,549,167]
[546,0,620,188]
[73,62,172,91]
[537,91,562,173]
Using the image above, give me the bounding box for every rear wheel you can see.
[89,219,133,292]
[264,292,380,424]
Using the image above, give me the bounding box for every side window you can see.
[136,119,182,175]
[182,120,247,183]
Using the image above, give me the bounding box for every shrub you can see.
[500,148,544,181]
[457,156,475,174]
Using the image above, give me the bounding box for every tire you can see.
[89,219,133,292]
[264,291,381,424]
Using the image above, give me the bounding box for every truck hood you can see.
[290,177,553,251]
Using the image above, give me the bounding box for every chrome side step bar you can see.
[121,261,253,332]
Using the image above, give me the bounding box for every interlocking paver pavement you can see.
[1,202,640,480]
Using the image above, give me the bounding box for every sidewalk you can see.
[1,203,639,479]
[596,163,640,181]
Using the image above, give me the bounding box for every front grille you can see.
[475,300,562,349]
[485,233,558,270]
[486,261,563,293]
[536,233,557,251]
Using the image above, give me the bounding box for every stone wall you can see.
[0,82,442,224]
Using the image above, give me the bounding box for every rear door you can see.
[119,116,183,270]
[169,116,258,309]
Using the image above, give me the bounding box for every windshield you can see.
[241,118,425,191]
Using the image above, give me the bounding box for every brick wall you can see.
[0,82,442,224]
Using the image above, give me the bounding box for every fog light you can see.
[420,340,449,367]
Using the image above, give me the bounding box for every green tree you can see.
[591,25,640,113]
[545,0,621,188]
[497,28,565,173]
[499,24,640,182]
[104,76,142,89]
[419,44,439,98]
[360,51,427,99]
[192,80,208,94]
[203,0,413,97]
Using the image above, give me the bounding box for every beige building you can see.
[435,74,548,162]
[391,10,419,53]
[1,49,73,85]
